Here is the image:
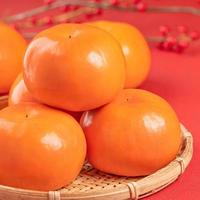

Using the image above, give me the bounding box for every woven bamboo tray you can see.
[0,95,8,110]
[0,95,193,200]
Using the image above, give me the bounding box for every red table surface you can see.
[0,0,200,199]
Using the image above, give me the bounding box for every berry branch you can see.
[4,0,200,23]
[2,0,200,53]
[14,7,97,29]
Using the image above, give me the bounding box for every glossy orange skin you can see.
[0,23,27,94]
[0,103,86,191]
[81,89,182,176]
[91,21,151,88]
[8,73,36,105]
[24,23,125,111]
[9,74,83,121]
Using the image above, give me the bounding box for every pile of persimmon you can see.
[0,21,182,192]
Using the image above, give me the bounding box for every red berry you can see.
[163,41,171,51]
[173,44,183,53]
[10,24,19,31]
[189,31,199,40]
[178,41,190,49]
[75,20,83,24]
[44,16,53,25]
[136,2,147,12]
[163,41,173,51]
[110,0,119,6]
[85,13,94,19]
[132,0,141,4]
[159,25,170,36]
[157,42,164,50]
[173,41,189,53]
[177,25,188,33]
[95,8,103,15]
[158,36,176,51]
[71,5,80,10]
[166,36,177,45]
[60,5,71,12]
[30,16,37,25]
[43,0,54,5]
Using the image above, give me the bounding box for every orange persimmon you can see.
[0,23,27,94]
[8,73,36,105]
[81,89,182,176]
[24,23,125,111]
[91,21,151,88]
[0,103,86,191]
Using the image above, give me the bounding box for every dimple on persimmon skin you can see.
[23,23,126,112]
[81,89,182,176]
[0,103,86,191]
[91,21,151,88]
[0,23,27,94]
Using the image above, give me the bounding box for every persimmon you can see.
[90,21,151,88]
[0,103,86,191]
[8,73,36,105]
[24,23,125,112]
[9,73,83,121]
[0,23,27,94]
[81,89,182,176]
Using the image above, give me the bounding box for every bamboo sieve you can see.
[0,95,8,110]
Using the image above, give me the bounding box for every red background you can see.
[0,0,200,199]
